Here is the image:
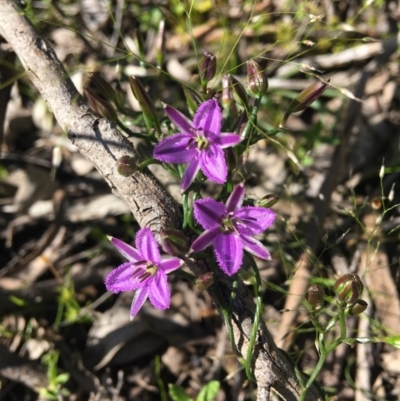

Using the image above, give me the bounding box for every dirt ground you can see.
[1,1,400,400]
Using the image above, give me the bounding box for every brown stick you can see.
[0,2,324,399]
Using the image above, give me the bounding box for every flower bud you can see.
[221,75,232,108]
[200,51,217,84]
[88,73,117,106]
[195,272,214,291]
[228,74,249,112]
[334,274,364,305]
[84,86,118,121]
[306,285,325,310]
[161,228,188,256]
[348,299,368,315]
[280,79,330,127]
[129,77,161,132]
[256,194,279,208]
[155,20,166,68]
[246,60,268,97]
[117,155,137,176]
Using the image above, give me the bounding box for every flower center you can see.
[131,261,158,283]
[220,213,247,234]
[187,127,209,151]
[196,134,209,150]
[220,213,238,233]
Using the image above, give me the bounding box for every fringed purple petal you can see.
[148,271,170,310]
[193,99,222,140]
[214,233,243,276]
[193,198,226,230]
[105,262,143,292]
[154,134,196,163]
[164,104,194,133]
[109,237,141,261]
[159,255,184,274]
[181,157,201,192]
[235,207,276,235]
[225,184,245,213]
[200,144,227,184]
[240,235,271,260]
[130,287,149,318]
[191,229,218,252]
[135,228,160,265]
[218,133,241,148]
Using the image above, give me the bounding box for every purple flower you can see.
[153,99,241,191]
[105,228,183,318]
[191,184,275,276]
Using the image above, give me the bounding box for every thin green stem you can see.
[243,253,263,382]
[240,97,261,142]
[116,119,156,141]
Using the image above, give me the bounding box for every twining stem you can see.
[244,253,263,382]
[116,118,156,141]
[240,96,261,142]
[300,307,348,401]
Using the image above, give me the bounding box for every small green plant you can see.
[39,350,70,400]
[169,381,220,401]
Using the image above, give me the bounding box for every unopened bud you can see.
[88,73,118,106]
[85,86,118,121]
[334,274,364,305]
[280,80,330,127]
[228,74,249,111]
[246,60,268,97]
[200,51,217,83]
[117,155,137,176]
[257,194,279,208]
[195,272,214,291]
[129,76,160,128]
[306,285,325,310]
[155,20,166,68]
[348,299,368,315]
[221,75,232,108]
[161,228,188,256]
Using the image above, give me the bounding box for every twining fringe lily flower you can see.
[153,99,241,191]
[105,228,184,318]
[191,184,276,276]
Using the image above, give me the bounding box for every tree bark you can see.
[0,1,324,399]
